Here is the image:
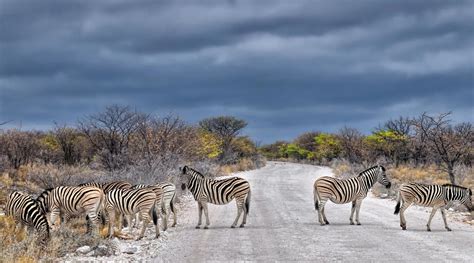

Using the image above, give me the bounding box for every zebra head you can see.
[444,185,473,212]
[376,165,391,189]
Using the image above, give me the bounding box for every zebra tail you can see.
[152,204,159,226]
[313,186,319,210]
[245,190,251,214]
[394,191,401,215]
[169,192,176,214]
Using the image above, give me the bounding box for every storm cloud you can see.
[0,0,473,142]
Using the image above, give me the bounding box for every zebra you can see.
[36,186,104,235]
[105,188,160,240]
[6,191,50,246]
[394,183,473,231]
[180,165,251,229]
[313,165,391,225]
[132,183,176,230]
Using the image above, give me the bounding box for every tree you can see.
[78,105,141,170]
[413,112,473,184]
[314,133,342,161]
[279,143,312,160]
[199,116,247,163]
[293,131,320,152]
[0,129,39,169]
[338,127,364,163]
[364,129,408,165]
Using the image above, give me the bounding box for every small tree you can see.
[78,105,141,170]
[314,133,342,162]
[364,129,408,166]
[199,116,247,163]
[413,112,473,184]
[338,127,364,163]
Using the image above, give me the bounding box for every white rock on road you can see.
[154,161,474,262]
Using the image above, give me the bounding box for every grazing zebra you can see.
[313,165,391,225]
[36,186,104,234]
[6,191,50,245]
[105,188,160,240]
[394,183,473,231]
[132,183,176,230]
[180,166,251,229]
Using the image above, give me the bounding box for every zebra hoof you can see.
[446,228,452,232]
[325,221,329,225]
[239,224,245,228]
[401,225,406,230]
[231,225,236,228]
[204,226,209,229]
[195,226,200,229]
[426,228,431,232]
[356,223,361,226]
[319,223,326,226]
[350,222,354,225]
[171,224,177,227]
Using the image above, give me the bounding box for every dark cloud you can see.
[0,0,473,143]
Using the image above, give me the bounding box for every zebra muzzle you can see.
[181,183,186,190]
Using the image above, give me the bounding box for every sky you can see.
[0,0,473,144]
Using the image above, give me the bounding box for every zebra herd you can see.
[5,180,178,245]
[4,164,473,247]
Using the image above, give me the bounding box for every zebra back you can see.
[37,186,104,216]
[6,191,50,245]
[106,188,157,215]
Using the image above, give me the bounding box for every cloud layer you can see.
[1,0,473,142]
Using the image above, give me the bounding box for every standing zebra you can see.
[180,166,251,229]
[394,183,473,231]
[313,165,391,225]
[132,182,176,230]
[105,188,160,240]
[36,186,104,234]
[6,191,50,245]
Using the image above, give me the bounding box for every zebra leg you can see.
[350,201,356,225]
[49,208,61,230]
[399,201,411,230]
[137,212,148,240]
[440,207,451,231]
[107,209,115,238]
[321,206,329,224]
[202,202,210,229]
[160,200,169,231]
[126,215,134,235]
[426,207,438,231]
[232,198,244,228]
[196,202,203,229]
[318,199,328,225]
[354,199,363,225]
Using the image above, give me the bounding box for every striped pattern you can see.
[6,191,50,245]
[314,165,391,225]
[132,183,176,230]
[105,188,160,239]
[36,186,104,234]
[181,166,251,228]
[79,181,132,193]
[394,183,473,231]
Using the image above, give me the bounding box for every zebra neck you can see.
[188,175,204,197]
[360,171,377,189]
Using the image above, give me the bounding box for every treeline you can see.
[260,112,473,184]
[0,105,261,179]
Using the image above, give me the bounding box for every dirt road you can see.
[156,162,473,262]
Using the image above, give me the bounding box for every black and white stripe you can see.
[181,166,251,229]
[105,188,160,240]
[132,183,176,230]
[79,181,132,193]
[6,191,50,245]
[394,183,473,231]
[313,165,391,225]
[36,186,104,234]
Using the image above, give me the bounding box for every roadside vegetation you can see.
[0,104,264,261]
[260,112,473,193]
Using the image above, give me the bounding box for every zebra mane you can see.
[185,166,205,178]
[357,166,381,177]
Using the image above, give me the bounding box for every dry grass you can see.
[219,157,266,175]
[0,215,113,262]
